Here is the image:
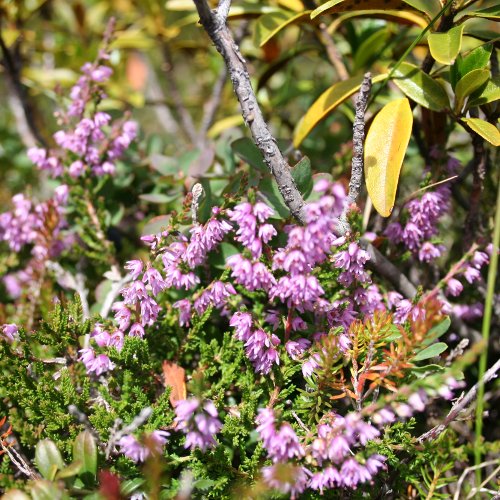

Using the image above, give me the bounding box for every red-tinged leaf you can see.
[162,361,187,407]
[99,470,122,500]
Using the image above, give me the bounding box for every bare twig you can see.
[453,459,500,500]
[0,441,39,479]
[338,73,372,235]
[418,357,500,442]
[192,0,307,224]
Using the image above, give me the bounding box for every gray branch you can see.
[338,73,372,235]
[418,357,500,442]
[192,0,307,224]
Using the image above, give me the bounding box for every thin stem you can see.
[474,172,500,479]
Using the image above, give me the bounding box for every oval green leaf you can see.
[73,430,97,478]
[428,25,464,65]
[292,156,313,196]
[364,98,413,217]
[35,439,65,480]
[294,73,387,147]
[391,62,450,111]
[455,68,490,111]
[468,76,500,107]
[412,342,448,361]
[466,5,500,20]
[462,118,500,147]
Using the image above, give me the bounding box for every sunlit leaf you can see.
[254,10,311,48]
[22,68,78,87]
[412,342,448,361]
[277,0,305,11]
[455,69,490,111]
[364,98,413,217]
[293,73,387,147]
[392,62,449,111]
[35,440,65,480]
[466,5,500,20]
[451,44,492,89]
[73,431,97,478]
[207,115,244,138]
[462,118,500,147]
[428,25,464,65]
[421,317,451,346]
[311,0,438,19]
[468,76,500,107]
[329,9,428,32]
[110,30,155,50]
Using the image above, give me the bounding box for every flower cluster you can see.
[174,398,222,451]
[27,54,137,178]
[385,186,451,262]
[118,430,170,463]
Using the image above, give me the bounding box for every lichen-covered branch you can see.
[192,0,307,224]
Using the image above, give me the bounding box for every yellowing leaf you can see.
[311,0,438,19]
[277,0,305,12]
[208,115,244,138]
[462,118,500,147]
[364,98,413,217]
[294,73,387,147]
[428,25,464,65]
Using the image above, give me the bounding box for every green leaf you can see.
[139,193,180,204]
[259,177,290,219]
[428,25,464,65]
[468,76,500,107]
[142,215,170,236]
[56,461,83,479]
[410,364,445,378]
[462,118,500,147]
[210,242,240,269]
[150,154,179,176]
[73,431,97,479]
[412,342,448,361]
[457,45,492,79]
[328,9,428,32]
[291,156,313,197]
[121,478,146,496]
[254,9,311,48]
[354,29,390,70]
[35,440,65,480]
[422,317,451,346]
[231,137,267,172]
[466,5,500,20]
[30,480,67,500]
[364,98,413,217]
[294,73,387,147]
[392,62,450,111]
[455,69,490,112]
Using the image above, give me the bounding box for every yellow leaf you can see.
[294,73,387,147]
[462,118,500,147]
[364,98,413,217]
[208,115,244,138]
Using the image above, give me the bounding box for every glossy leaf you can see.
[35,439,65,480]
[231,137,267,172]
[254,10,311,48]
[455,69,490,111]
[291,156,313,196]
[428,25,464,65]
[468,76,500,107]
[329,9,428,32]
[451,44,492,89]
[412,342,448,361]
[466,5,500,20]
[73,430,97,478]
[294,74,387,147]
[462,118,500,147]
[392,62,449,111]
[311,0,438,19]
[421,317,451,346]
[364,98,413,217]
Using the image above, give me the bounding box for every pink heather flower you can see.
[227,254,276,291]
[245,329,280,374]
[446,278,463,297]
[285,339,311,360]
[302,354,320,378]
[452,303,483,321]
[124,260,143,280]
[261,464,309,497]
[365,454,386,476]
[140,296,160,326]
[1,323,18,342]
[122,281,148,305]
[340,458,372,488]
[230,311,253,341]
[372,408,396,426]
[393,299,413,324]
[142,266,167,296]
[256,409,304,462]
[173,299,192,327]
[394,403,413,418]
[118,430,169,463]
[332,242,371,287]
[463,265,481,284]
[113,302,131,331]
[78,348,115,376]
[408,390,427,412]
[129,323,145,338]
[174,398,222,452]
[419,241,443,262]
[384,222,403,243]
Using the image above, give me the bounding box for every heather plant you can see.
[0,1,499,499]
